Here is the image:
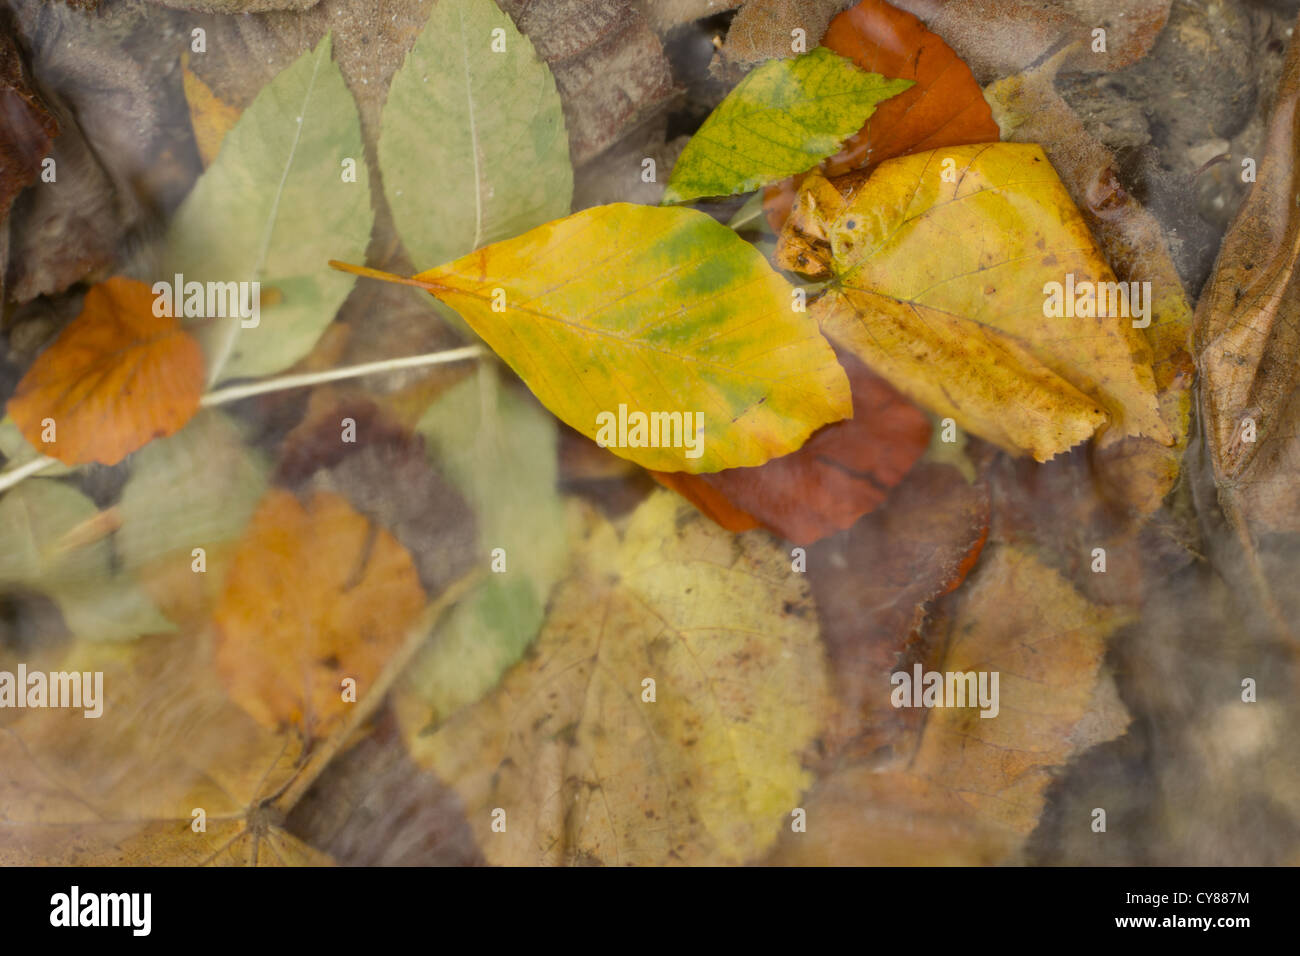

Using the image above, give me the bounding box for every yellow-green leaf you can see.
[662,46,912,204]
[336,203,852,473]
[782,144,1170,462]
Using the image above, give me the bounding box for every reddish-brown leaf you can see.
[763,0,998,231]
[6,277,204,466]
[807,462,990,761]
[653,351,930,544]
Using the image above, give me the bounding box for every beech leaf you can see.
[5,277,204,467]
[213,488,428,741]
[335,203,852,473]
[783,145,1170,461]
[662,46,912,204]
[398,490,831,865]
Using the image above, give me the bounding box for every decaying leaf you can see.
[213,488,426,741]
[807,462,989,759]
[0,27,58,225]
[164,34,373,384]
[6,277,204,466]
[783,144,1169,461]
[0,554,474,864]
[719,0,848,65]
[889,0,1172,82]
[400,490,831,865]
[1195,22,1300,538]
[769,545,1130,864]
[663,46,912,203]
[336,203,852,473]
[654,351,930,543]
[378,0,573,268]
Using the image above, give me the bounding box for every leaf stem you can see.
[200,345,487,407]
[0,455,59,493]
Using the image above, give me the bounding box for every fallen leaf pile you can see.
[1,0,1296,869]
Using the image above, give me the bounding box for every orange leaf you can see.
[6,277,204,466]
[763,0,999,231]
[214,488,428,741]
[654,351,930,544]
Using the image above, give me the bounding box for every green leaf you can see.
[378,0,573,267]
[403,367,566,724]
[662,47,913,204]
[0,417,72,478]
[163,34,373,384]
[0,482,172,641]
[117,410,270,571]
[382,202,852,474]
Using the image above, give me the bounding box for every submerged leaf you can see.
[213,489,427,741]
[663,46,912,204]
[0,481,172,641]
[164,34,372,384]
[404,370,567,724]
[6,277,204,467]
[378,0,572,267]
[399,490,831,865]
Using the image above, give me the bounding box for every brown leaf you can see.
[653,351,931,544]
[181,53,239,168]
[1195,16,1300,538]
[889,0,1171,83]
[807,462,989,759]
[213,488,427,741]
[720,0,848,65]
[0,27,57,225]
[6,277,204,466]
[769,544,1130,865]
[762,0,998,231]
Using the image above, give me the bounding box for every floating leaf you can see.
[654,351,931,543]
[213,489,426,740]
[379,0,572,268]
[404,370,567,724]
[399,490,831,865]
[0,481,172,641]
[5,277,204,467]
[164,34,372,384]
[662,46,912,204]
[336,203,852,473]
[783,145,1169,461]
[0,417,72,477]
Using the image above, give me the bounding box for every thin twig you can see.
[200,345,486,407]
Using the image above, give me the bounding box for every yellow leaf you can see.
[399,491,831,865]
[780,144,1170,462]
[181,53,241,168]
[334,203,852,473]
